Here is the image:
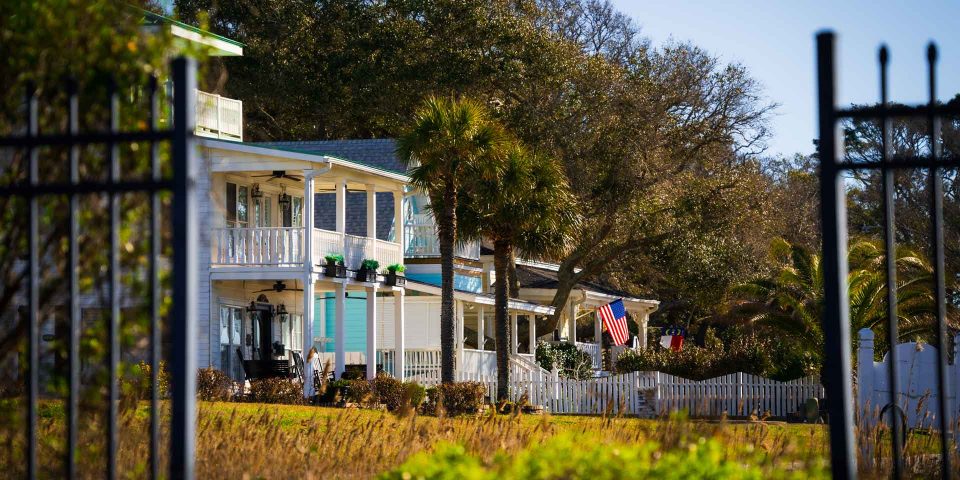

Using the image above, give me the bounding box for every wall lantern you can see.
[251,183,263,198]
[276,303,289,323]
[278,185,291,209]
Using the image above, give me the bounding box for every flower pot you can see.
[356,268,378,283]
[385,272,406,287]
[325,261,347,278]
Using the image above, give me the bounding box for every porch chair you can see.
[236,347,252,382]
[291,351,305,384]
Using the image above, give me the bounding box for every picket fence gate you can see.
[423,371,822,418]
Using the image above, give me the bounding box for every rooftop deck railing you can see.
[196,90,242,141]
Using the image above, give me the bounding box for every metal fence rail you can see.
[1,57,198,480]
[817,32,959,479]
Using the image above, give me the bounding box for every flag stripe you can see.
[597,299,629,346]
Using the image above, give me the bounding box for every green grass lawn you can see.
[3,399,950,478]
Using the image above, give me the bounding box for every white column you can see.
[456,301,464,373]
[477,307,485,351]
[302,172,316,398]
[510,313,518,355]
[366,285,378,380]
[394,289,405,381]
[638,311,649,348]
[857,328,876,428]
[335,179,347,234]
[393,190,404,246]
[528,315,536,355]
[334,282,346,378]
[594,309,602,345]
[366,184,377,240]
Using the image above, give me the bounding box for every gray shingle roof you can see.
[254,139,406,175]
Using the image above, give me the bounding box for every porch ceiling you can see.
[404,279,554,315]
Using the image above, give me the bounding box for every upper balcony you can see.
[196,90,243,141]
[201,140,410,276]
[404,213,481,260]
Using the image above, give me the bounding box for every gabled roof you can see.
[255,139,406,176]
[514,263,657,306]
[140,10,244,56]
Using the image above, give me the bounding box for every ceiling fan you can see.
[254,280,303,293]
[251,170,303,182]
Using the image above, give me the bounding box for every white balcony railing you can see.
[213,226,404,271]
[313,229,404,270]
[404,213,480,259]
[196,90,243,141]
[212,227,303,266]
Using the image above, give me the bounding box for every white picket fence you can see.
[654,372,823,417]
[421,370,821,418]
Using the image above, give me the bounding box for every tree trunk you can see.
[494,240,512,402]
[437,184,457,384]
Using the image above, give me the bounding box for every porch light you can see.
[279,185,291,209]
[251,183,263,198]
[276,303,289,322]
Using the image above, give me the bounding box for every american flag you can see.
[596,299,629,346]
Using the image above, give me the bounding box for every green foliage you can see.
[380,432,826,479]
[361,259,380,271]
[318,379,352,404]
[424,382,486,416]
[726,238,946,368]
[247,377,303,405]
[196,367,236,402]
[325,253,345,264]
[127,360,171,400]
[387,263,406,274]
[615,329,812,381]
[535,342,593,379]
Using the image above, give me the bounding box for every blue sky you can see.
[612,0,960,158]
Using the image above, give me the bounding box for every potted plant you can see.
[324,254,347,278]
[384,264,406,287]
[356,259,380,282]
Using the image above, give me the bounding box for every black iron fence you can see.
[817,32,958,479]
[0,57,198,479]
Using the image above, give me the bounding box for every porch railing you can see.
[575,341,602,370]
[314,228,403,270]
[378,348,442,382]
[212,227,303,265]
[404,214,480,259]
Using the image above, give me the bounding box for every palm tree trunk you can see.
[494,240,512,401]
[438,184,457,384]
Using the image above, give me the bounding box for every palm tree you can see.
[396,97,508,383]
[727,238,942,366]
[458,143,577,401]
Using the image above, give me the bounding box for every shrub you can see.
[318,379,351,404]
[379,432,823,479]
[248,377,304,405]
[535,342,593,379]
[404,382,427,409]
[425,382,486,416]
[361,258,380,270]
[196,367,236,401]
[387,263,406,273]
[615,329,814,381]
[325,253,344,264]
[344,378,375,406]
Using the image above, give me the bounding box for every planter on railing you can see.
[384,272,406,287]
[324,254,347,278]
[384,263,406,287]
[356,259,380,283]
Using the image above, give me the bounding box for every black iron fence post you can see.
[816,31,857,480]
[170,56,199,480]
